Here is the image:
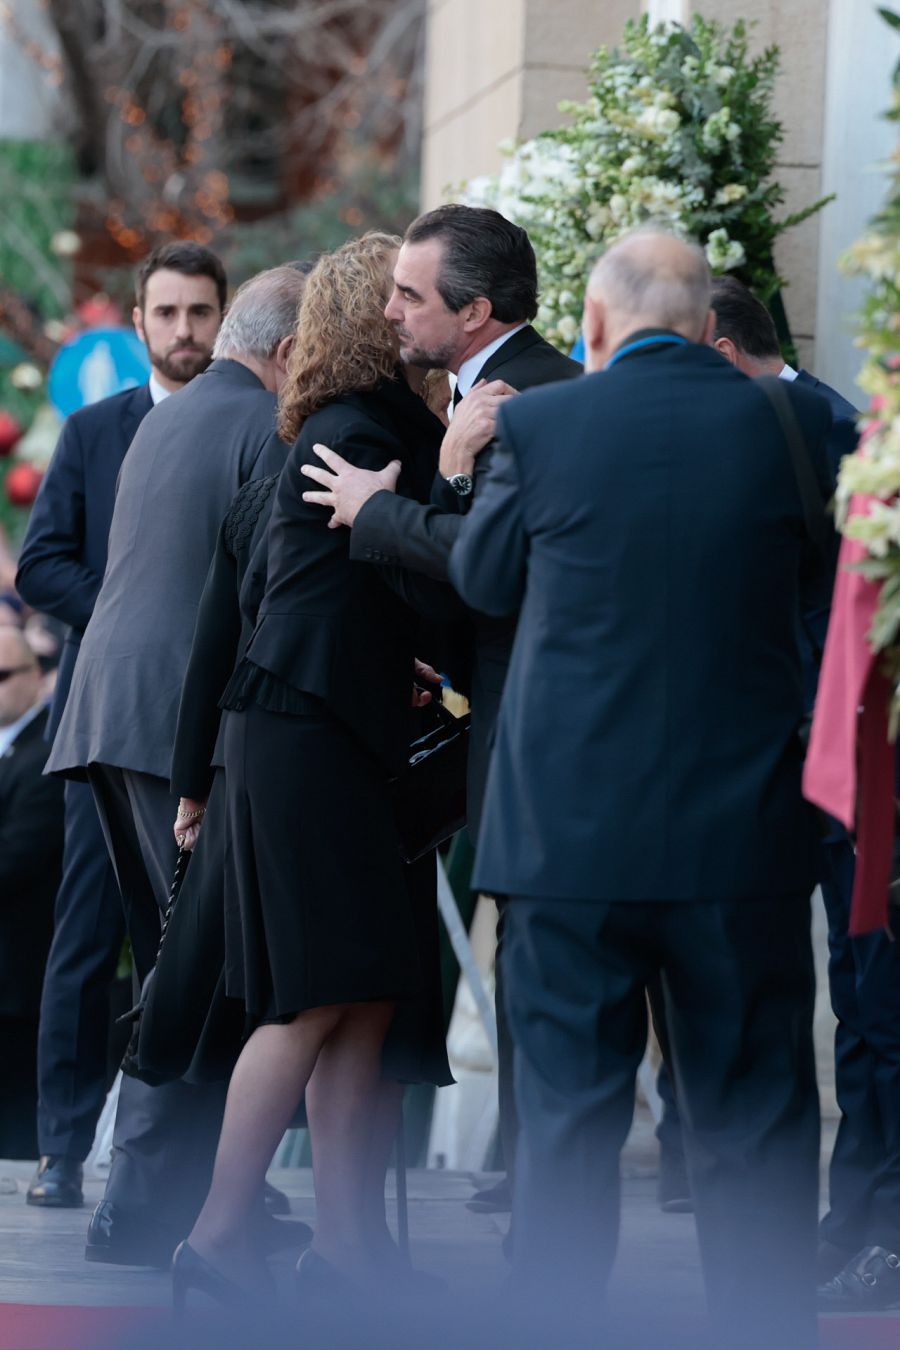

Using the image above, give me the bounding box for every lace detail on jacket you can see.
[223,475,278,559]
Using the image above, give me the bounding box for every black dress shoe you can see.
[26,1156,83,1208]
[84,1200,178,1269]
[657,1145,694,1214]
[817,1238,855,1283]
[466,1177,512,1214]
[818,1244,900,1311]
[263,1180,290,1215]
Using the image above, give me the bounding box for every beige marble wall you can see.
[421,0,639,208]
[420,0,839,365]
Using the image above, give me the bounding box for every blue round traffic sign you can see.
[49,327,150,417]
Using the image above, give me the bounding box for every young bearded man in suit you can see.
[449,230,832,1350]
[299,205,581,1216]
[16,242,226,1213]
[0,625,64,1160]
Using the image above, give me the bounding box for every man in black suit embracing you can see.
[450,229,831,1349]
[299,205,581,1211]
[16,242,226,1210]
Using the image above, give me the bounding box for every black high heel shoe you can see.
[294,1248,356,1300]
[171,1239,263,1314]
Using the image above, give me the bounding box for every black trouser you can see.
[819,834,900,1253]
[0,1016,40,1159]
[494,899,518,1183]
[88,765,227,1238]
[503,893,820,1350]
[37,780,124,1159]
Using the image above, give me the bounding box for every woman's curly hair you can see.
[278,231,401,443]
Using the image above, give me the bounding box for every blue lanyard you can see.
[605,334,688,369]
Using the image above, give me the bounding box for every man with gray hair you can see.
[47,262,307,1268]
[450,228,832,1348]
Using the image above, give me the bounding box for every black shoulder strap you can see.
[756,375,829,553]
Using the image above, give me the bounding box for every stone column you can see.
[420,0,639,209]
[816,0,897,400]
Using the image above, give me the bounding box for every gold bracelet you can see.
[176,806,206,822]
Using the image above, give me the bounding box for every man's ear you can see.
[462,296,493,332]
[582,293,605,372]
[275,333,294,375]
[713,334,739,366]
[132,305,145,343]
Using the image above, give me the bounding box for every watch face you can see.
[449,473,473,496]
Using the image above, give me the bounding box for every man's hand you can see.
[301,445,401,529]
[440,378,517,480]
[412,657,442,707]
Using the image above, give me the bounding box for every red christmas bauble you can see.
[0,411,23,457]
[4,461,44,507]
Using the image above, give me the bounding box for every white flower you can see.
[711,64,736,87]
[713,183,748,206]
[557,315,579,346]
[609,193,629,223]
[636,105,681,139]
[621,154,645,177]
[585,204,610,240]
[705,228,746,271]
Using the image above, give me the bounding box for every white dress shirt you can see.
[453,324,528,402]
[148,373,173,405]
[778,363,799,382]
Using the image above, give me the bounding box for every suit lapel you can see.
[120,383,154,449]
[474,326,543,383]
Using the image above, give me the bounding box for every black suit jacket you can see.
[171,475,279,800]
[795,368,858,484]
[450,340,834,900]
[793,369,859,707]
[0,707,64,1017]
[15,383,153,739]
[242,375,447,774]
[350,326,581,829]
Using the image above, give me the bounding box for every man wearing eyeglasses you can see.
[0,625,64,1159]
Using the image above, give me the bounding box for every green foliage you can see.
[0,140,73,317]
[0,140,73,542]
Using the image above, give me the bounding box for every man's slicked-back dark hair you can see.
[710,275,781,360]
[135,241,228,312]
[405,204,538,323]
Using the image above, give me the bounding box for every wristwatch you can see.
[444,472,474,497]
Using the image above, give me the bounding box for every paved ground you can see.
[0,900,887,1348]
[1,1110,897,1349]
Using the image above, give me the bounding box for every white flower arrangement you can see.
[461,15,830,350]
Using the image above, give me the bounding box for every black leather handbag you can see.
[392,696,470,863]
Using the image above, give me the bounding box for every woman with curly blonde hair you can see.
[174,233,453,1305]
